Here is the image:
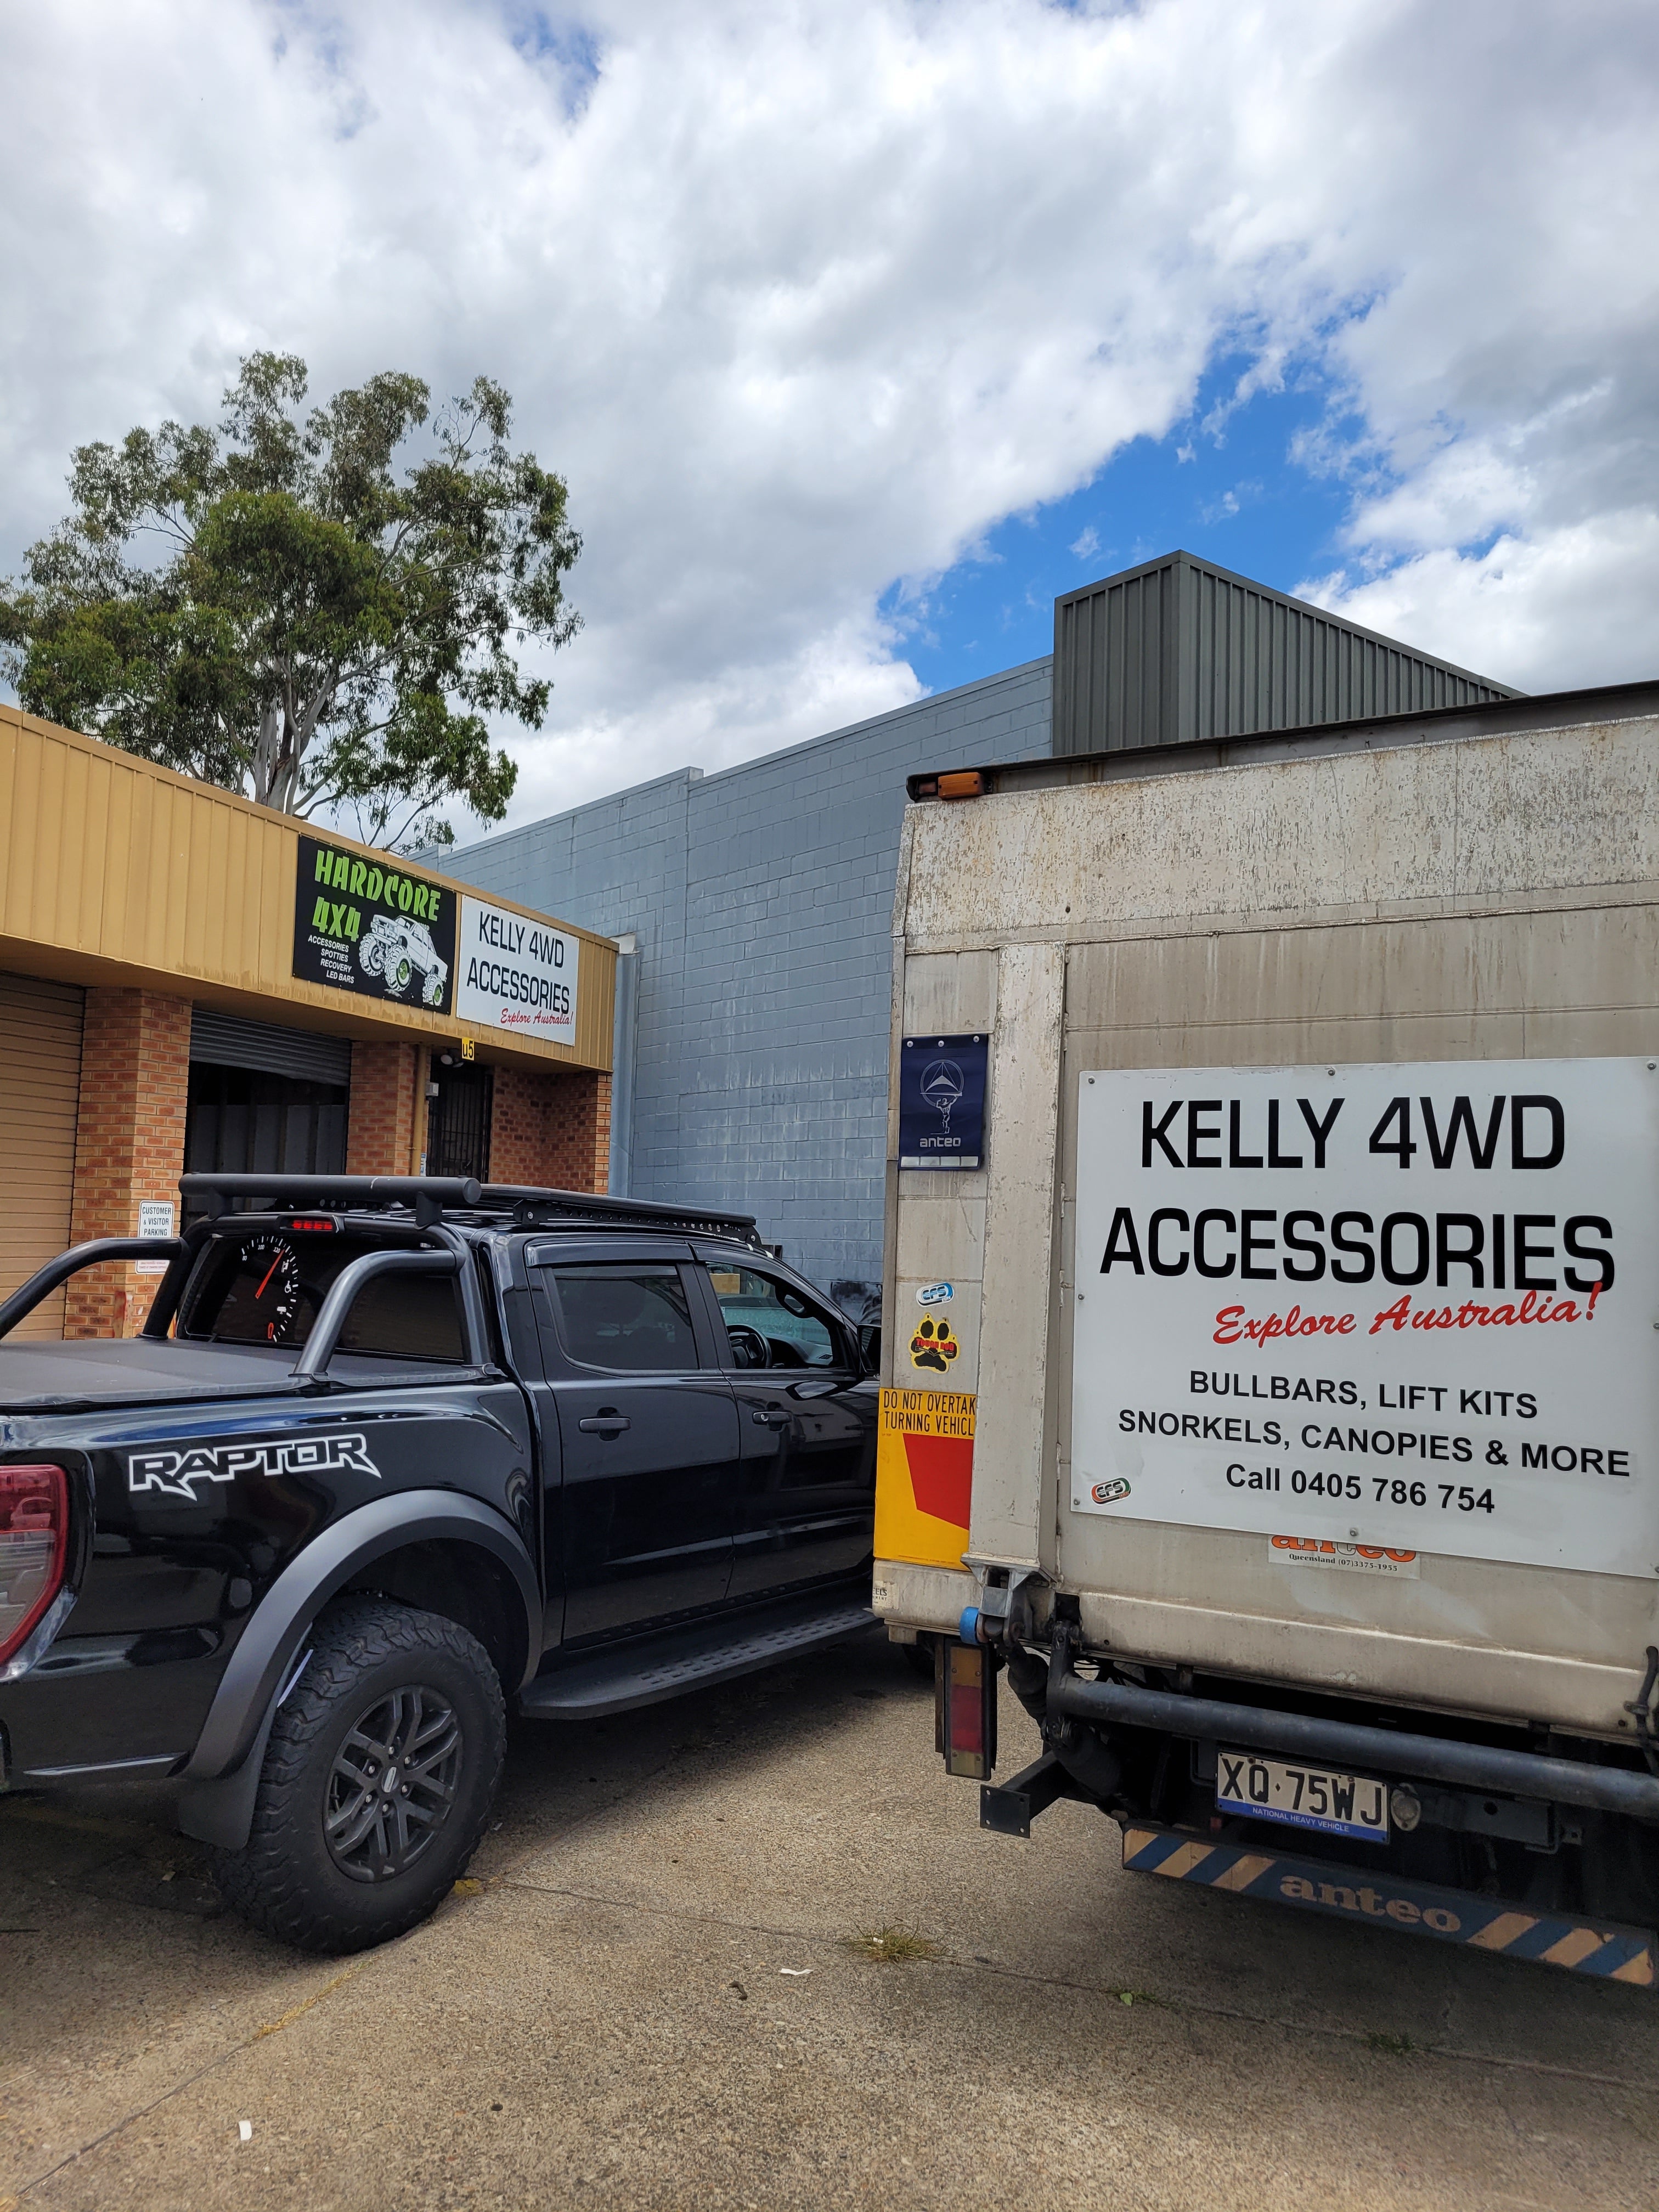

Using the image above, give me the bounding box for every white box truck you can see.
[873,680,1659,1988]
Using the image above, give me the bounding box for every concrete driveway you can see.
[3,1633,1656,2211]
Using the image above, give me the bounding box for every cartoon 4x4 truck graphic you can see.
[360,915,448,1006]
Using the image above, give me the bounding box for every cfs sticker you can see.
[915,1282,954,1307]
[910,1316,960,1374]
[1091,1477,1132,1505]
[128,1432,381,1501]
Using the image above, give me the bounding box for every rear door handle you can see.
[750,1408,791,1428]
[578,1413,631,1436]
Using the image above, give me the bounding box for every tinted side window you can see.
[707,1267,844,1369]
[548,1265,699,1372]
[337,1274,465,1362]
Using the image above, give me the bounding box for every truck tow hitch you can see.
[977,1622,1122,1837]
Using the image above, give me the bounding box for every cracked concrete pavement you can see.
[3,1633,1657,2210]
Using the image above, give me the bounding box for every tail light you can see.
[936,1640,998,1780]
[0,1463,70,1667]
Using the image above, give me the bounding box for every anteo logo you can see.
[128,1433,380,1500]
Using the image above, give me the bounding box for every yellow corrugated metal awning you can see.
[0,704,614,1073]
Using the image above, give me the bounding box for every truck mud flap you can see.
[1121,1821,1656,1987]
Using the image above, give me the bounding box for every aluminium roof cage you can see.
[176,1172,766,1249]
[473,1184,766,1249]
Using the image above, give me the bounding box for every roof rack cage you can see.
[480,1184,764,1248]
[180,1173,482,1225]
[177,1172,764,1248]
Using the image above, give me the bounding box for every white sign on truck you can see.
[1073,1058,1659,1579]
[455,895,579,1045]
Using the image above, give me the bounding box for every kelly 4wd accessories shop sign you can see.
[454,894,579,1047]
[292,841,579,1044]
[1072,1059,1659,1579]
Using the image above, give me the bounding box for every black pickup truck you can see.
[0,1173,879,1952]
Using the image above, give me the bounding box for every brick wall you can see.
[65,988,191,1339]
[490,1066,611,1193]
[444,657,1054,1300]
[347,1040,425,1175]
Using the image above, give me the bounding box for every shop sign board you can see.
[454,895,579,1046]
[898,1032,989,1169]
[1071,1059,1659,1580]
[292,836,455,1013]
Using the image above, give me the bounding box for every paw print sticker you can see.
[909,1315,959,1374]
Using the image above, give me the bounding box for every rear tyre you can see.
[215,1598,505,1955]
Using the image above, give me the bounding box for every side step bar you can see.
[519,1589,878,1720]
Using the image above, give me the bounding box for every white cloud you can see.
[1069,526,1102,561]
[1,0,1656,823]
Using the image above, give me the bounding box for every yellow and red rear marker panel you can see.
[875,1388,974,1571]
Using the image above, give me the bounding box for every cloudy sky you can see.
[3,0,1656,829]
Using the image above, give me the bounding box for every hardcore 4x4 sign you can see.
[292,835,457,1013]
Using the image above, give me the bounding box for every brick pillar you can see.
[65,989,191,1340]
[490,1068,612,1194]
[347,1040,426,1175]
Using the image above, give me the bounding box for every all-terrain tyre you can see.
[215,1598,505,1954]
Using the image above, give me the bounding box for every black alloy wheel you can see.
[325,1684,464,1883]
[216,1596,505,1954]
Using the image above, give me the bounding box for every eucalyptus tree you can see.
[1,353,580,850]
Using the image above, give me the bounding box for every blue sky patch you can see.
[884,357,1377,692]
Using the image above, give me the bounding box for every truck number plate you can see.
[1216,1749,1389,1842]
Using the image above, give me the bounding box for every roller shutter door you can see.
[188,1007,353,1085]
[0,972,84,1341]
[186,1007,351,1184]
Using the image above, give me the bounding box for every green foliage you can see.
[0,353,580,850]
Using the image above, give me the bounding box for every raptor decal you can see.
[128,1432,381,1500]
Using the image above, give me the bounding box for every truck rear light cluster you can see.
[936,1641,998,1780]
[0,1463,70,1667]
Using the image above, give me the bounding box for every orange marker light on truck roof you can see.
[910,770,986,802]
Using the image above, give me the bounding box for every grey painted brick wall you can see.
[444,656,1053,1305]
